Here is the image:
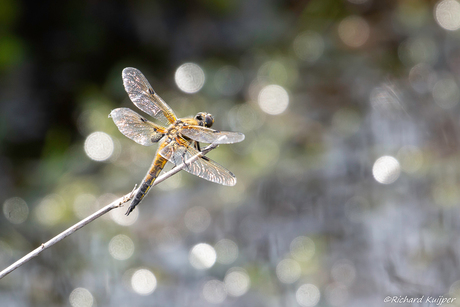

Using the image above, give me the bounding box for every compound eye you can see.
[205,114,214,127]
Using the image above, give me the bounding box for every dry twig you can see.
[0,142,219,280]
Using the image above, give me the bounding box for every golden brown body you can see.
[128,144,168,215]
[126,119,200,215]
[110,68,245,215]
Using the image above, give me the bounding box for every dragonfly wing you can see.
[180,125,245,144]
[122,67,177,126]
[159,138,237,186]
[110,108,165,146]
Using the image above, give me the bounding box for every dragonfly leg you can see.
[181,152,191,170]
[193,141,210,161]
[195,141,202,152]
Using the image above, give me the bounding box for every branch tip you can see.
[0,138,222,280]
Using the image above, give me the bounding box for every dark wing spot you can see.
[140,117,147,123]
[151,134,164,143]
[148,88,155,95]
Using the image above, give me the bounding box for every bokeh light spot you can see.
[325,283,349,306]
[331,260,356,286]
[372,156,401,184]
[73,194,98,219]
[398,36,438,66]
[229,103,262,132]
[184,206,211,233]
[156,227,182,252]
[296,284,321,307]
[290,236,315,262]
[202,280,227,304]
[84,131,114,162]
[293,31,324,63]
[258,85,289,115]
[110,204,139,226]
[432,77,460,109]
[435,0,460,31]
[108,234,135,260]
[338,15,370,48]
[175,63,205,93]
[3,197,29,224]
[215,239,239,264]
[276,258,301,284]
[257,61,288,86]
[189,243,217,270]
[35,194,65,226]
[69,287,94,307]
[409,63,437,94]
[131,269,157,295]
[224,267,250,297]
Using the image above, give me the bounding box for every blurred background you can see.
[1,0,460,306]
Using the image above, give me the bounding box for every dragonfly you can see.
[110,67,245,215]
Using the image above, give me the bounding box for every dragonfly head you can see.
[195,112,214,128]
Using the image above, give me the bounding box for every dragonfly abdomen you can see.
[125,156,168,215]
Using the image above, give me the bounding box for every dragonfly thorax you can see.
[164,121,185,143]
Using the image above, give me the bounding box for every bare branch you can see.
[0,141,220,280]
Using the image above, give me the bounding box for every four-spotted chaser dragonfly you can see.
[110,68,245,215]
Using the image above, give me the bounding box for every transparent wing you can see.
[159,138,237,186]
[180,125,245,144]
[110,108,165,146]
[122,67,177,126]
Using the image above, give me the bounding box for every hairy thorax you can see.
[164,118,198,144]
